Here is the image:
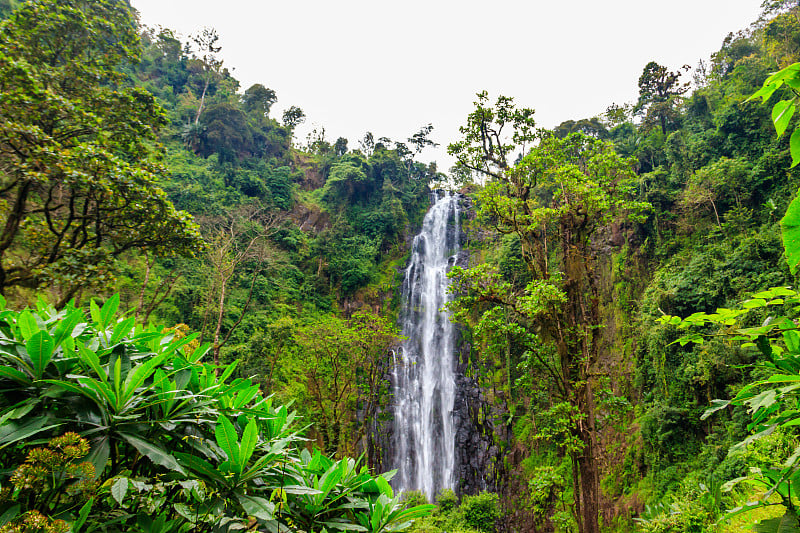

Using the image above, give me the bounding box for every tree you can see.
[282,105,306,130]
[242,83,277,117]
[0,0,20,19]
[199,204,282,365]
[554,117,609,139]
[407,123,439,154]
[359,132,376,157]
[189,26,222,125]
[0,0,202,304]
[448,93,648,533]
[197,102,253,161]
[448,91,536,181]
[295,311,401,459]
[635,61,691,134]
[334,136,349,156]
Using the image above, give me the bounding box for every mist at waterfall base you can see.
[391,191,460,501]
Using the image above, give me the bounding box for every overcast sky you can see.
[130,0,765,169]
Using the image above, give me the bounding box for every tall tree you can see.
[296,310,400,459]
[189,26,222,125]
[281,105,305,130]
[0,0,202,304]
[407,123,439,154]
[242,83,277,117]
[449,92,648,533]
[199,204,281,365]
[635,61,691,134]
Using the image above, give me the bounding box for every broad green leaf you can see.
[215,415,241,469]
[743,298,768,309]
[218,360,239,384]
[90,300,102,327]
[239,418,258,471]
[317,463,344,503]
[791,128,800,168]
[788,77,800,91]
[111,477,129,505]
[17,310,38,340]
[280,485,323,495]
[389,504,437,523]
[0,418,59,449]
[175,452,225,483]
[371,496,384,531]
[75,377,117,408]
[76,342,107,382]
[374,475,394,499]
[173,503,198,524]
[753,509,800,533]
[0,505,20,528]
[86,437,110,479]
[781,194,800,274]
[120,353,167,406]
[160,332,200,358]
[120,433,185,474]
[100,294,120,328]
[112,356,122,402]
[0,401,37,424]
[236,494,274,521]
[731,425,777,452]
[720,476,748,492]
[766,62,800,84]
[26,330,55,380]
[701,399,730,420]
[766,374,800,383]
[109,317,135,346]
[0,366,31,385]
[51,309,83,349]
[750,82,780,102]
[233,384,260,409]
[73,497,94,531]
[773,100,795,136]
[186,342,211,364]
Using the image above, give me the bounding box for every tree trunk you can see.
[577,380,601,533]
[212,278,226,365]
[194,77,209,125]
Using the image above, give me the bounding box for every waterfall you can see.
[392,190,460,500]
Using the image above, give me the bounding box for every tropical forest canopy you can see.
[2,0,800,532]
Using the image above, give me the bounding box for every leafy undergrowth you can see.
[0,295,434,532]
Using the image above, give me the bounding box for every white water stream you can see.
[392,191,460,500]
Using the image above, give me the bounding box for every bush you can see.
[436,488,458,513]
[460,492,500,533]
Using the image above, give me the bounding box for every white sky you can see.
[130,0,765,170]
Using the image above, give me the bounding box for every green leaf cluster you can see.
[0,295,432,532]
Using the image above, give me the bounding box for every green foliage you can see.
[448,96,649,531]
[435,489,458,513]
[459,492,500,532]
[406,491,499,533]
[0,0,203,302]
[294,310,400,456]
[0,296,433,532]
[635,62,691,135]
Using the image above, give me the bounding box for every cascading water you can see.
[392,191,460,500]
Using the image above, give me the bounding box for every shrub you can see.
[460,492,500,533]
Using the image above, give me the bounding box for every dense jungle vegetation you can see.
[3,0,800,531]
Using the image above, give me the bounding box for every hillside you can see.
[2,1,800,532]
